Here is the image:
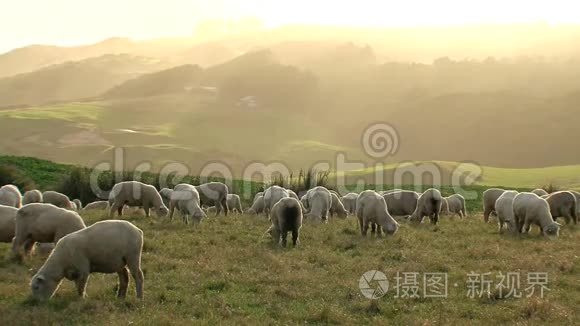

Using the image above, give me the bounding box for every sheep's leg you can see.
[292,230,299,247]
[362,221,369,236]
[117,267,129,298]
[168,203,175,221]
[358,217,364,235]
[75,274,89,298]
[221,197,229,217]
[483,208,491,223]
[498,221,504,234]
[117,205,124,217]
[128,266,144,299]
[143,205,150,218]
[23,239,35,256]
[11,235,24,259]
[281,232,288,247]
[371,223,376,236]
[376,224,383,237]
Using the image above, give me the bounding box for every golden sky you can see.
[1,0,579,52]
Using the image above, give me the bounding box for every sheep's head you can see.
[543,223,560,238]
[336,210,347,219]
[382,221,399,235]
[157,205,169,218]
[30,274,60,300]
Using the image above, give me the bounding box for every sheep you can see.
[72,199,83,211]
[410,188,443,225]
[356,190,399,236]
[30,220,144,300]
[245,195,265,215]
[568,190,580,217]
[329,192,348,218]
[22,189,43,205]
[300,194,309,211]
[495,191,518,234]
[12,203,86,259]
[0,184,22,208]
[513,192,559,237]
[266,197,303,247]
[108,181,169,218]
[226,194,243,214]
[82,200,109,211]
[439,198,449,215]
[446,194,467,218]
[482,188,506,222]
[287,189,299,200]
[531,188,549,197]
[544,191,577,225]
[341,193,358,215]
[304,186,332,222]
[382,190,418,217]
[253,191,264,202]
[263,186,289,216]
[71,201,78,211]
[0,205,17,242]
[196,182,229,216]
[169,184,206,224]
[159,188,173,208]
[42,191,74,210]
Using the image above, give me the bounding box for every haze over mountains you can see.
[1,23,580,173]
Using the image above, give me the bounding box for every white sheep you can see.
[382,190,418,217]
[245,195,265,215]
[22,190,43,205]
[12,203,86,259]
[495,190,518,234]
[568,190,580,217]
[439,197,449,216]
[82,200,109,211]
[226,194,243,214]
[42,191,74,210]
[0,184,22,208]
[356,190,399,236]
[329,192,348,218]
[544,191,577,225]
[0,205,17,242]
[531,188,549,197]
[169,184,206,224]
[72,199,83,211]
[108,181,169,218]
[266,197,303,247]
[410,188,443,225]
[304,186,332,222]
[341,193,358,215]
[513,192,559,237]
[196,182,229,216]
[446,194,467,218]
[30,220,144,300]
[263,186,289,216]
[482,188,506,222]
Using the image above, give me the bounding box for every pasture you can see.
[0,210,578,325]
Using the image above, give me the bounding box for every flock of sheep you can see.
[0,181,575,301]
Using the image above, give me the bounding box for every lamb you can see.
[482,188,506,222]
[531,188,549,197]
[159,188,173,208]
[108,181,169,218]
[263,186,289,216]
[30,220,144,300]
[245,195,265,215]
[266,197,303,247]
[382,190,419,217]
[446,194,467,218]
[72,199,83,211]
[195,182,229,216]
[169,184,206,224]
[303,186,332,222]
[329,192,348,218]
[544,191,577,225]
[12,203,86,259]
[495,191,518,234]
[42,191,74,210]
[410,188,443,225]
[341,193,358,215]
[22,189,43,205]
[356,190,399,236]
[513,192,559,237]
[0,205,17,242]
[0,184,22,208]
[82,201,109,211]
[226,194,243,214]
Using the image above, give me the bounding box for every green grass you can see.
[0,212,578,324]
[0,103,103,122]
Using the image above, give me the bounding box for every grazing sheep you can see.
[0,205,17,242]
[226,194,243,214]
[42,191,73,210]
[263,186,289,216]
[531,188,549,197]
[82,201,109,211]
[568,190,580,217]
[196,182,229,216]
[0,184,22,208]
[410,188,443,225]
[304,186,332,222]
[446,194,467,218]
[439,198,449,216]
[495,191,518,234]
[22,190,43,205]
[30,220,144,300]
[341,193,358,215]
[482,188,506,222]
[253,192,264,202]
[329,192,348,218]
[72,199,82,211]
[356,190,399,236]
[169,184,206,224]
[159,188,173,208]
[513,192,559,237]
[108,181,169,218]
[382,190,419,217]
[12,203,86,259]
[245,195,265,215]
[544,191,577,225]
[266,197,303,247]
